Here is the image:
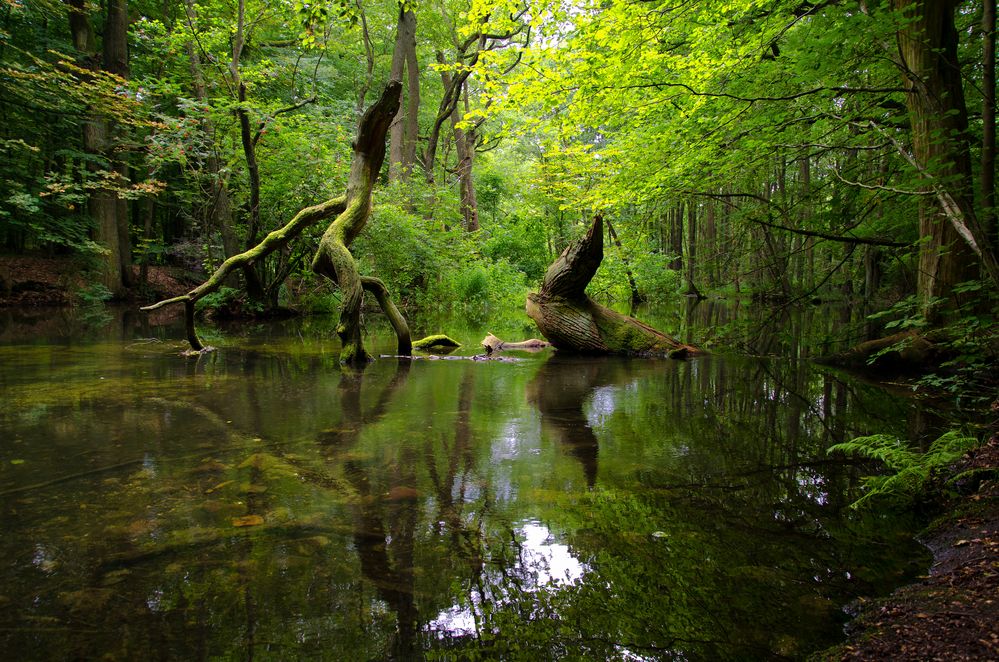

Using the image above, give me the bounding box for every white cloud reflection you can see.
[428,519,587,638]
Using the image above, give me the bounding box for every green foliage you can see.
[631,252,682,298]
[829,431,978,510]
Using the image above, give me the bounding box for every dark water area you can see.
[0,302,936,660]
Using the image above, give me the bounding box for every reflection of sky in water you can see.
[428,520,587,637]
[490,415,541,503]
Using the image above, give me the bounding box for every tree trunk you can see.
[984,0,997,246]
[184,0,240,274]
[312,82,405,364]
[892,0,989,317]
[388,6,417,183]
[67,0,126,296]
[669,202,683,271]
[605,218,643,305]
[451,87,478,231]
[105,0,132,287]
[143,84,410,361]
[685,201,703,298]
[526,216,702,358]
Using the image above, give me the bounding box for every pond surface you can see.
[0,303,931,660]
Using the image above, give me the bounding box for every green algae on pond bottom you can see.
[0,311,933,660]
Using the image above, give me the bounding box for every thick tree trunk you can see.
[67,0,127,296]
[984,0,997,245]
[892,0,997,316]
[526,216,702,358]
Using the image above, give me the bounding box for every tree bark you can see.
[451,87,479,231]
[526,216,702,358]
[685,201,703,298]
[184,0,240,273]
[143,84,409,361]
[230,0,267,303]
[892,0,991,316]
[312,81,404,364]
[605,218,643,305]
[66,0,128,296]
[984,0,997,246]
[388,6,417,183]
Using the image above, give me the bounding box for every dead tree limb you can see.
[526,216,703,358]
[142,82,411,362]
[311,81,402,364]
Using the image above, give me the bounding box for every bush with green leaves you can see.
[829,431,978,510]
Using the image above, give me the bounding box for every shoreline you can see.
[816,433,999,660]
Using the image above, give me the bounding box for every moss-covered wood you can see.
[527,215,702,358]
[310,81,401,364]
[411,334,461,352]
[141,195,348,350]
[143,82,410,362]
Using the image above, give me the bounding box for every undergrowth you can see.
[829,431,979,510]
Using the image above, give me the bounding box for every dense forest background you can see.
[0,0,995,384]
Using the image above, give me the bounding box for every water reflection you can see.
[0,311,933,660]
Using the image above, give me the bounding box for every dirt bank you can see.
[817,432,999,661]
[0,255,191,307]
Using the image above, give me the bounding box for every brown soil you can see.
[817,432,999,661]
[0,255,191,307]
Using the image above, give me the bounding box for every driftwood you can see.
[526,216,702,358]
[819,329,949,372]
[480,333,549,353]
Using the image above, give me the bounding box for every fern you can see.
[829,431,977,509]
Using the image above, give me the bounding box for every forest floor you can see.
[818,429,999,661]
[0,255,190,306]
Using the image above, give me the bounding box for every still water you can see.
[0,303,930,660]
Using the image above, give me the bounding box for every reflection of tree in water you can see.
[315,360,418,658]
[527,355,623,488]
[318,362,491,657]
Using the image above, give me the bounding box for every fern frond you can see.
[828,434,919,471]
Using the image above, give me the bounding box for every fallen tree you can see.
[142,82,411,363]
[526,215,703,358]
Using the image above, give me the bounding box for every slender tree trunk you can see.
[183,2,239,267]
[984,0,997,245]
[704,198,716,288]
[355,0,375,115]
[605,218,643,304]
[388,6,416,183]
[451,87,478,231]
[230,0,266,302]
[685,201,703,298]
[669,202,683,271]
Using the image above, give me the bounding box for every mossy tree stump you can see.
[526,215,702,358]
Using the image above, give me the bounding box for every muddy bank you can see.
[816,433,999,661]
[0,255,192,307]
